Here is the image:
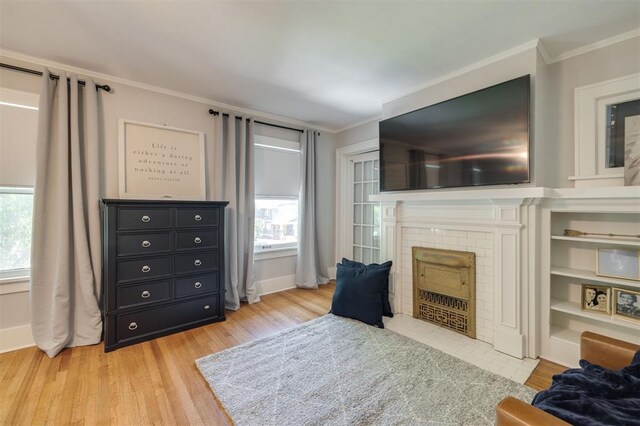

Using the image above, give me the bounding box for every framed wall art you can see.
[596,248,640,281]
[581,284,611,315]
[612,288,640,323]
[118,119,205,200]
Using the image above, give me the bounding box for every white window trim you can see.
[0,186,33,194]
[254,247,298,261]
[0,186,34,283]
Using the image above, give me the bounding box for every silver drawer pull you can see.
[194,237,202,244]
[141,290,151,298]
[194,260,202,266]
[141,240,151,248]
[194,214,202,221]
[141,215,151,223]
[128,322,138,330]
[194,282,202,289]
[142,265,151,273]
[204,305,210,310]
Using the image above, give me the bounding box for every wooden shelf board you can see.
[551,235,640,247]
[550,266,640,289]
[550,299,640,331]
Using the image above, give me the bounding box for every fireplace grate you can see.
[417,291,470,335]
[412,247,476,339]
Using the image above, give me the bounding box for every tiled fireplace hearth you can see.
[372,187,549,359]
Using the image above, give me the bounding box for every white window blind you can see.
[0,88,39,187]
[254,135,300,197]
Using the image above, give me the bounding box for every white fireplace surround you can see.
[372,187,550,359]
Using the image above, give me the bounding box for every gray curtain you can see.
[212,113,260,310]
[30,70,102,358]
[295,130,329,289]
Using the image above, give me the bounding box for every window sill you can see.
[254,248,298,261]
[0,274,30,295]
[0,272,30,284]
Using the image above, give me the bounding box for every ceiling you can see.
[1,1,639,131]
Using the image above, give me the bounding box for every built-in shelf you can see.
[543,201,640,367]
[550,266,640,289]
[551,235,640,247]
[550,299,640,332]
[550,326,581,345]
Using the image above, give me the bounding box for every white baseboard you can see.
[328,267,337,280]
[0,324,34,354]
[257,274,296,296]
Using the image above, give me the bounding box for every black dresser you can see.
[101,199,228,352]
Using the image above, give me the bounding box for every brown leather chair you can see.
[496,332,640,426]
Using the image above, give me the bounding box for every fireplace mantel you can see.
[372,187,547,360]
[370,186,551,203]
[370,186,640,361]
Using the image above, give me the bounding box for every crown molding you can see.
[0,48,335,134]
[334,115,381,134]
[379,39,540,105]
[536,40,552,64]
[546,28,640,64]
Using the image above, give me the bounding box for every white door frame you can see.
[334,139,379,273]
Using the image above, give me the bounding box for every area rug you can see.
[196,314,536,425]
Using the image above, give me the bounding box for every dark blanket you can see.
[532,356,640,426]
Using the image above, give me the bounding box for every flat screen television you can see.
[379,75,530,191]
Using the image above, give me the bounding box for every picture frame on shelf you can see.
[118,119,206,200]
[612,288,640,323]
[581,284,611,315]
[596,248,640,281]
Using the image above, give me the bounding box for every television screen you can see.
[379,75,530,191]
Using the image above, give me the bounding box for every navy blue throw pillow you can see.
[330,262,390,328]
[341,258,394,318]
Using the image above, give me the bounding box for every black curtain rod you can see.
[0,63,112,92]
[209,109,315,135]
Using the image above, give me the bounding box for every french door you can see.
[347,151,381,264]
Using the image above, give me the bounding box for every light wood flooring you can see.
[1,281,564,425]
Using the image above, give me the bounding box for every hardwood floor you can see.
[1,281,564,425]
[525,359,567,391]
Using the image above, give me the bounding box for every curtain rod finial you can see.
[208,109,218,116]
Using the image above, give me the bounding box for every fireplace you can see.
[412,247,476,338]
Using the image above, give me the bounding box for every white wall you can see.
[336,37,640,189]
[545,36,640,186]
[0,54,336,352]
[335,120,378,149]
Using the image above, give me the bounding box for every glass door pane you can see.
[348,151,381,264]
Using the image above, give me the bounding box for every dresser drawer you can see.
[175,250,218,275]
[175,273,219,298]
[116,295,219,342]
[175,229,219,251]
[116,280,171,309]
[118,208,171,230]
[117,255,172,283]
[176,208,219,228]
[117,232,171,257]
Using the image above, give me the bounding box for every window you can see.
[254,198,298,250]
[253,134,300,253]
[0,88,38,280]
[0,187,33,278]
